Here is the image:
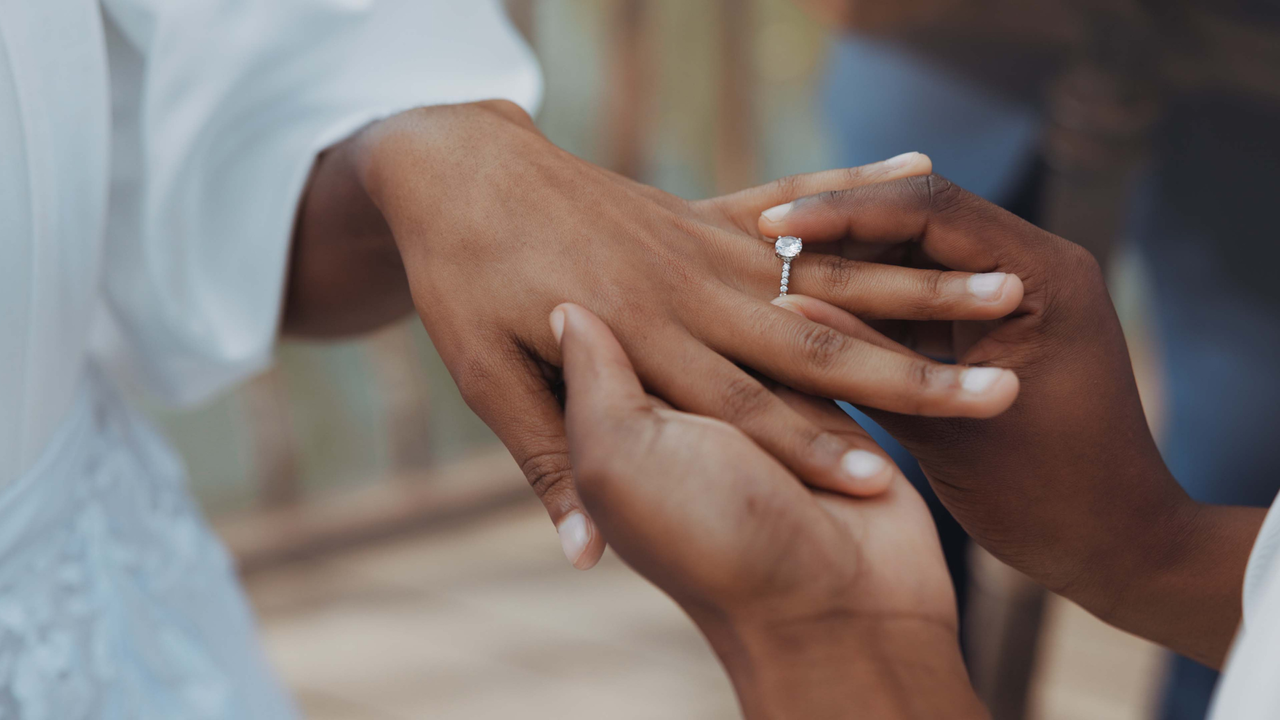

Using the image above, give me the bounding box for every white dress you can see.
[0,0,539,717]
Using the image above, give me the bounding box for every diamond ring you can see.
[774,236,802,297]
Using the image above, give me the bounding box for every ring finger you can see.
[734,240,1023,322]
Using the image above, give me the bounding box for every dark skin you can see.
[760,174,1265,669]
[283,96,1258,710]
[284,100,1022,568]
[552,173,1265,719]
[554,301,987,720]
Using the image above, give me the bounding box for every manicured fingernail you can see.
[842,449,887,480]
[761,202,793,222]
[557,511,593,570]
[549,307,566,345]
[960,367,1004,394]
[880,151,922,170]
[967,273,1007,301]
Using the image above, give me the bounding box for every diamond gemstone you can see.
[775,236,802,259]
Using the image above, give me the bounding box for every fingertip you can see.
[549,305,567,345]
[577,536,606,570]
[959,367,1020,418]
[761,201,793,223]
[839,449,895,496]
[877,151,933,178]
[992,369,1021,413]
[1004,273,1025,307]
[771,295,804,314]
[557,510,604,570]
[966,272,1024,309]
[909,152,933,175]
[966,272,1008,301]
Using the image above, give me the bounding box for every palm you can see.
[582,396,955,629]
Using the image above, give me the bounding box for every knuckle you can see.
[814,187,849,210]
[899,270,948,317]
[817,254,857,296]
[912,173,994,236]
[924,269,947,299]
[925,173,965,212]
[909,360,943,395]
[520,450,576,500]
[450,341,536,413]
[799,425,843,459]
[452,350,505,409]
[906,174,935,207]
[839,165,869,184]
[1062,241,1103,279]
[1041,240,1108,322]
[907,173,971,219]
[717,374,775,424]
[797,323,850,371]
[770,173,805,203]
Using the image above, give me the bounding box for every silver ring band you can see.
[775,236,802,298]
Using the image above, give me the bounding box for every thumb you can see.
[554,303,650,429]
[450,341,606,571]
[553,304,655,513]
[747,152,934,233]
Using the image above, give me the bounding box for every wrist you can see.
[1091,497,1265,667]
[1064,467,1195,611]
[352,100,540,242]
[699,610,987,720]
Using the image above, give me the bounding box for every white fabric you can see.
[1210,494,1280,719]
[0,0,539,715]
[0,0,541,489]
[0,367,299,719]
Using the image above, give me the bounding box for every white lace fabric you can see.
[0,369,297,720]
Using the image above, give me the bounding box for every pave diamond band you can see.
[775,236,802,298]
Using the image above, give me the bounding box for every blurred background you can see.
[139,0,1280,718]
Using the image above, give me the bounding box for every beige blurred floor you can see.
[246,499,1170,720]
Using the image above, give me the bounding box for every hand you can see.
[555,302,986,720]
[346,101,1022,569]
[760,173,1266,666]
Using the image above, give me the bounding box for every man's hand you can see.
[760,173,1267,667]
[555,302,987,720]
[291,100,1023,570]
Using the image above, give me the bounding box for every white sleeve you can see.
[1208,494,1280,720]
[98,0,541,406]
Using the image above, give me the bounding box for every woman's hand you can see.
[298,100,1023,569]
[555,302,986,720]
[761,174,1266,668]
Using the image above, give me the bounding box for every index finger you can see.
[758,173,1053,273]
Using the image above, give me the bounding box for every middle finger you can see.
[699,299,1019,419]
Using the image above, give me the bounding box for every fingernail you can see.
[557,511,592,570]
[960,367,1004,394]
[967,273,1007,301]
[880,151,922,170]
[761,202,793,222]
[549,307,566,345]
[771,296,802,313]
[842,449,887,481]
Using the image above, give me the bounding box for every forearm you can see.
[1084,500,1265,668]
[283,121,411,338]
[701,613,988,720]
